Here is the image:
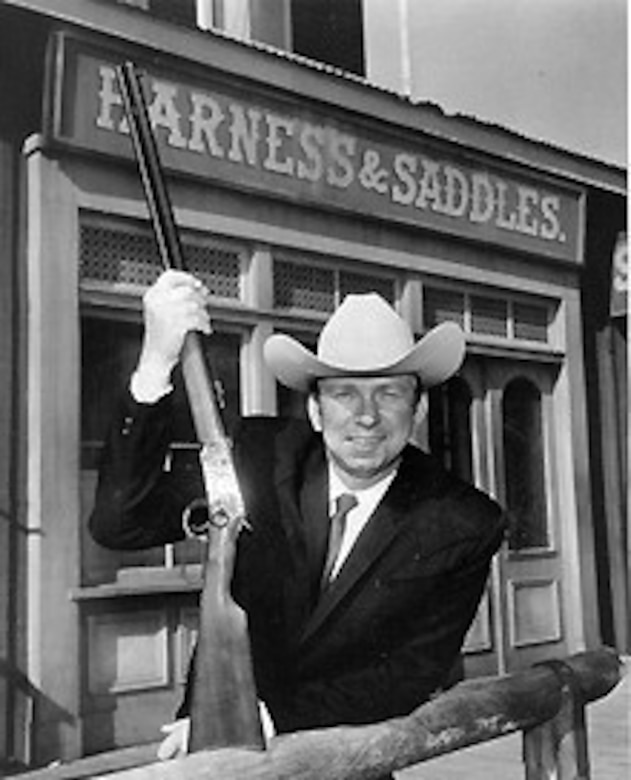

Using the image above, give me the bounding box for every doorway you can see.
[429,355,567,676]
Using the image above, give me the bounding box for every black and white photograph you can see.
[0,1,627,778]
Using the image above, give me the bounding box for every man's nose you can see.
[355,393,380,423]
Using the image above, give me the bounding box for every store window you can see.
[428,377,473,482]
[502,377,549,550]
[80,315,242,579]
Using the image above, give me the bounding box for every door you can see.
[428,355,567,676]
[485,358,567,673]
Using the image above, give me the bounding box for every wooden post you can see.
[523,660,590,779]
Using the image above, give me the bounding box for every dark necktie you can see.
[320,493,358,590]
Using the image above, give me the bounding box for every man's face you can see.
[308,374,421,489]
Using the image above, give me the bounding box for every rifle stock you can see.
[116,61,264,752]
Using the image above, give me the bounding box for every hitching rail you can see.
[15,647,624,780]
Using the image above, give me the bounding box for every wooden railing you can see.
[16,647,624,780]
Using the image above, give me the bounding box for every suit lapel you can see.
[301,500,400,644]
[272,423,328,630]
[299,461,330,599]
[299,445,446,645]
[272,420,321,557]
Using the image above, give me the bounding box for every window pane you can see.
[502,378,549,550]
[470,295,508,337]
[79,221,242,299]
[81,316,242,572]
[339,271,395,304]
[428,378,473,482]
[184,330,243,439]
[273,259,335,313]
[148,0,196,27]
[291,0,365,76]
[81,318,241,456]
[81,317,142,468]
[513,302,549,343]
[423,287,465,329]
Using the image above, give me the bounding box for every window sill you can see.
[71,565,203,600]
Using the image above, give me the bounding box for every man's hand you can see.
[132,270,211,401]
[157,718,190,761]
[157,702,276,761]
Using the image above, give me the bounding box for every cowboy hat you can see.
[264,293,466,393]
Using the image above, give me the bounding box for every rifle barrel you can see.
[117,61,186,272]
[115,61,264,753]
[116,61,229,444]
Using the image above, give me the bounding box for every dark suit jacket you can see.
[90,390,506,733]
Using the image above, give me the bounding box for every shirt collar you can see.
[328,462,398,510]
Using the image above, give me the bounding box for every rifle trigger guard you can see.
[182,497,211,538]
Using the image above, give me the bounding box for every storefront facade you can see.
[0,0,625,769]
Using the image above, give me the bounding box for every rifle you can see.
[116,61,264,752]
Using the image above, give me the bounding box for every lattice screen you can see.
[424,287,466,328]
[513,302,548,342]
[339,270,395,303]
[471,295,508,337]
[273,259,336,312]
[424,285,550,344]
[79,221,241,299]
[273,258,396,313]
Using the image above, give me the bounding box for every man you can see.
[90,269,506,757]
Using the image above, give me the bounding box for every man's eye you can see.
[328,388,357,404]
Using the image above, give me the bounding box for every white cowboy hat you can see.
[264,293,466,393]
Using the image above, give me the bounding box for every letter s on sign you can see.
[539,194,564,242]
[326,130,356,189]
[392,153,418,206]
[297,123,325,183]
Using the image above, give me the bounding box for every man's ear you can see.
[307,394,323,432]
[414,392,428,425]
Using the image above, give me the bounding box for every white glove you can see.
[156,702,276,761]
[157,717,190,761]
[133,270,211,402]
[259,700,276,742]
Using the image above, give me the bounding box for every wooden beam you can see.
[19,648,622,780]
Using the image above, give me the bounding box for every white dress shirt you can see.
[327,465,397,580]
